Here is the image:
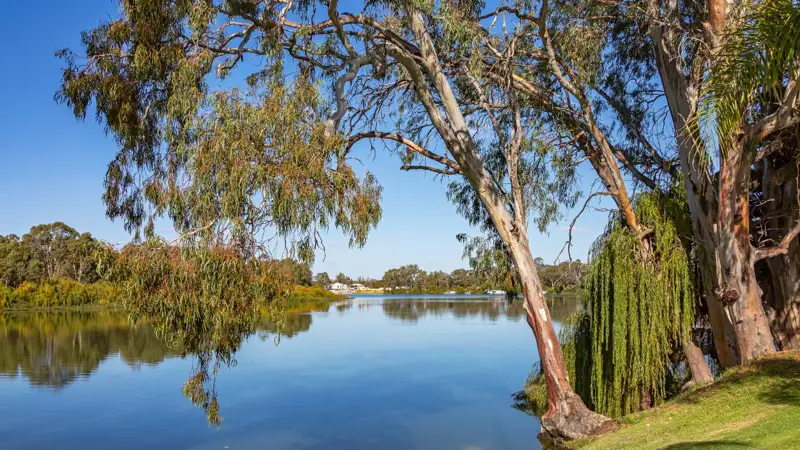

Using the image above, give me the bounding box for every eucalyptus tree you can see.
[22,222,80,280]
[0,235,29,287]
[525,0,799,369]
[624,0,800,365]
[483,0,716,398]
[56,0,616,439]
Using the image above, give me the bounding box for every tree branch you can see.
[347,131,462,174]
[755,220,800,261]
[609,144,659,191]
[595,87,679,180]
[400,165,459,175]
[746,61,800,142]
[561,191,612,261]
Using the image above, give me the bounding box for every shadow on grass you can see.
[660,440,752,449]
[672,354,800,407]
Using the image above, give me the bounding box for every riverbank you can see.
[283,285,349,312]
[1,282,348,313]
[572,351,800,449]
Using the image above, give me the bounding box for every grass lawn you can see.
[573,351,800,449]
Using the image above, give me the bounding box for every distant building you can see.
[350,283,367,291]
[326,282,349,291]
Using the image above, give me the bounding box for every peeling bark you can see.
[714,144,776,362]
[650,6,776,367]
[510,233,617,441]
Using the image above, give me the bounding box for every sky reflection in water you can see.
[0,295,583,450]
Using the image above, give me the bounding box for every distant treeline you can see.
[1,222,584,308]
[0,223,120,308]
[313,260,587,294]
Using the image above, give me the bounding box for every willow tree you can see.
[56,0,616,439]
[584,193,701,416]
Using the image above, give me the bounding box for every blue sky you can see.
[0,0,614,279]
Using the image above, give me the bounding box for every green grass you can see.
[573,351,800,449]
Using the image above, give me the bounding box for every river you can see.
[0,295,583,449]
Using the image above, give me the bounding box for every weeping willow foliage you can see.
[514,193,696,418]
[585,193,695,417]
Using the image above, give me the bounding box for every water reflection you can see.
[0,296,584,391]
[0,312,176,388]
[0,295,585,450]
[0,310,316,389]
[375,295,584,323]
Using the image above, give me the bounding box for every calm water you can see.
[0,295,582,450]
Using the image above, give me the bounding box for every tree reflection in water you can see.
[0,295,584,427]
[0,311,314,386]
[0,311,178,388]
[379,295,584,323]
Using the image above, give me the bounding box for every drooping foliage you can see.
[516,192,698,418]
[584,192,696,417]
[57,20,382,258]
[112,240,290,426]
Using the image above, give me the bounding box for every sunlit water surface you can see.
[0,295,582,449]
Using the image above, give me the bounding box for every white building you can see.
[350,283,367,291]
[326,282,349,291]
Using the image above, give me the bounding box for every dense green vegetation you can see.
[0,279,121,309]
[572,352,800,449]
[1,223,338,311]
[0,223,119,308]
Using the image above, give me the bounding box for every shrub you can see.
[0,278,121,309]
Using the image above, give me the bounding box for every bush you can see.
[0,278,122,309]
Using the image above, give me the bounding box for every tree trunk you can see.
[682,339,714,385]
[764,254,800,349]
[713,146,776,362]
[654,61,774,366]
[507,230,617,441]
[400,10,615,439]
[760,157,800,349]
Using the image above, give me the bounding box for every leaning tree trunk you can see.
[683,339,714,385]
[505,227,617,441]
[399,8,615,438]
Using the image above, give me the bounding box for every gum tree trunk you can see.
[505,227,617,440]
[653,30,775,366]
[760,158,800,349]
[399,8,615,440]
[713,145,776,362]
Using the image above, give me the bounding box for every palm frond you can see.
[695,0,800,157]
